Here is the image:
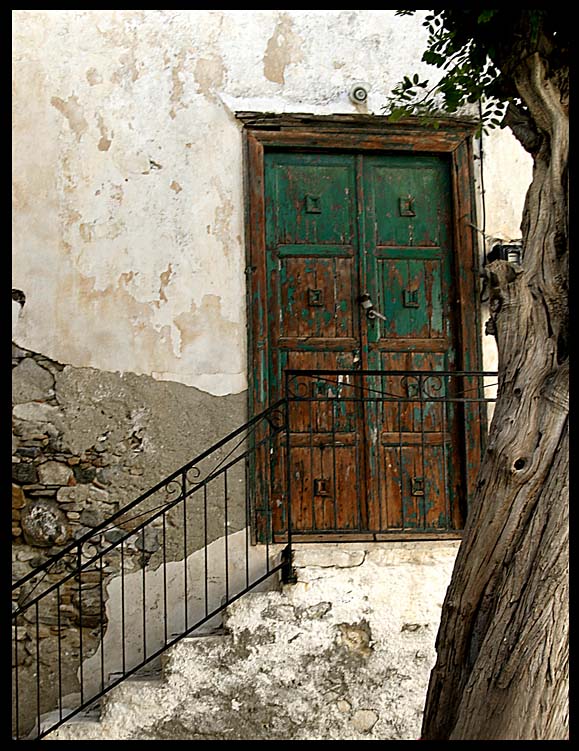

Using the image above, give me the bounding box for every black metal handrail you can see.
[12,399,292,741]
[12,369,497,740]
[281,369,497,538]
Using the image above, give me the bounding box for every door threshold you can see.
[271,530,463,544]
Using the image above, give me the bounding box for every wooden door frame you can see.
[239,112,485,524]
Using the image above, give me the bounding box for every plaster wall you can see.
[12,9,532,396]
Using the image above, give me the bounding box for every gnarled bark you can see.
[421,50,568,740]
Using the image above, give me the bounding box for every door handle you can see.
[358,293,386,321]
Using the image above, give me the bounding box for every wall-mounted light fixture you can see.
[349,83,369,104]
[488,242,522,265]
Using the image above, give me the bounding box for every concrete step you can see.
[45,541,459,741]
[42,627,231,740]
[44,541,458,740]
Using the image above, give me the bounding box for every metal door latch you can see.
[403,289,419,308]
[314,478,330,496]
[358,293,386,321]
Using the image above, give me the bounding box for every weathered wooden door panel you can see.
[265,153,365,535]
[279,255,356,340]
[263,150,462,536]
[361,156,459,532]
[379,256,445,339]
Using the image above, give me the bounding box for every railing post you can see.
[77,542,84,707]
[282,372,297,584]
[281,544,297,585]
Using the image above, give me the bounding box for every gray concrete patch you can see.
[12,357,54,403]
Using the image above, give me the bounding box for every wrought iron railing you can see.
[280,370,497,539]
[11,399,292,740]
[12,370,496,740]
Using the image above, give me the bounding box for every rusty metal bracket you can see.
[403,289,419,308]
[314,478,330,496]
[411,477,425,496]
[399,196,416,217]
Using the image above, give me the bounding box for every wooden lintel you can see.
[236,111,479,135]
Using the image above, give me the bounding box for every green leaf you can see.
[423,50,443,65]
[477,10,498,24]
[388,107,408,122]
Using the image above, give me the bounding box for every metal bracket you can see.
[308,288,324,307]
[314,478,330,496]
[403,289,419,308]
[399,196,416,217]
[281,545,298,584]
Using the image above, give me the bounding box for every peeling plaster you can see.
[157,263,173,304]
[110,48,141,85]
[12,10,530,398]
[174,294,241,367]
[210,176,235,257]
[263,13,304,84]
[86,67,102,86]
[169,49,190,119]
[194,55,225,95]
[50,95,89,141]
[96,113,112,151]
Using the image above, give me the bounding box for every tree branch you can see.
[502,102,542,154]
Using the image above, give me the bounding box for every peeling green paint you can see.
[261,150,460,534]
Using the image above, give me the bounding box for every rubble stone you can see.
[21,499,70,547]
[37,461,74,486]
[12,357,54,403]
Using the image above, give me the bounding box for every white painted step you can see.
[45,541,459,741]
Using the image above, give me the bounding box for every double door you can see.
[263,150,463,535]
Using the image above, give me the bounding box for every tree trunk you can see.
[421,51,568,740]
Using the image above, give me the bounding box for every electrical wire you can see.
[478,99,489,302]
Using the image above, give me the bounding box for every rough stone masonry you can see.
[11,341,246,737]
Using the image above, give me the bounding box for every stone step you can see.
[37,699,101,740]
[44,541,459,741]
[43,628,234,740]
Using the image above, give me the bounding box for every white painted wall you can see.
[12,10,532,396]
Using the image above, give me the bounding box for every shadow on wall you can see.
[80,529,283,700]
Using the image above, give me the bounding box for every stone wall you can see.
[12,341,247,736]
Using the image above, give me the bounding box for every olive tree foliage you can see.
[387,10,568,741]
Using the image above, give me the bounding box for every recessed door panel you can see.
[368,161,449,247]
[272,156,356,245]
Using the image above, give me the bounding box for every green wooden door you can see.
[361,155,460,530]
[263,150,461,536]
